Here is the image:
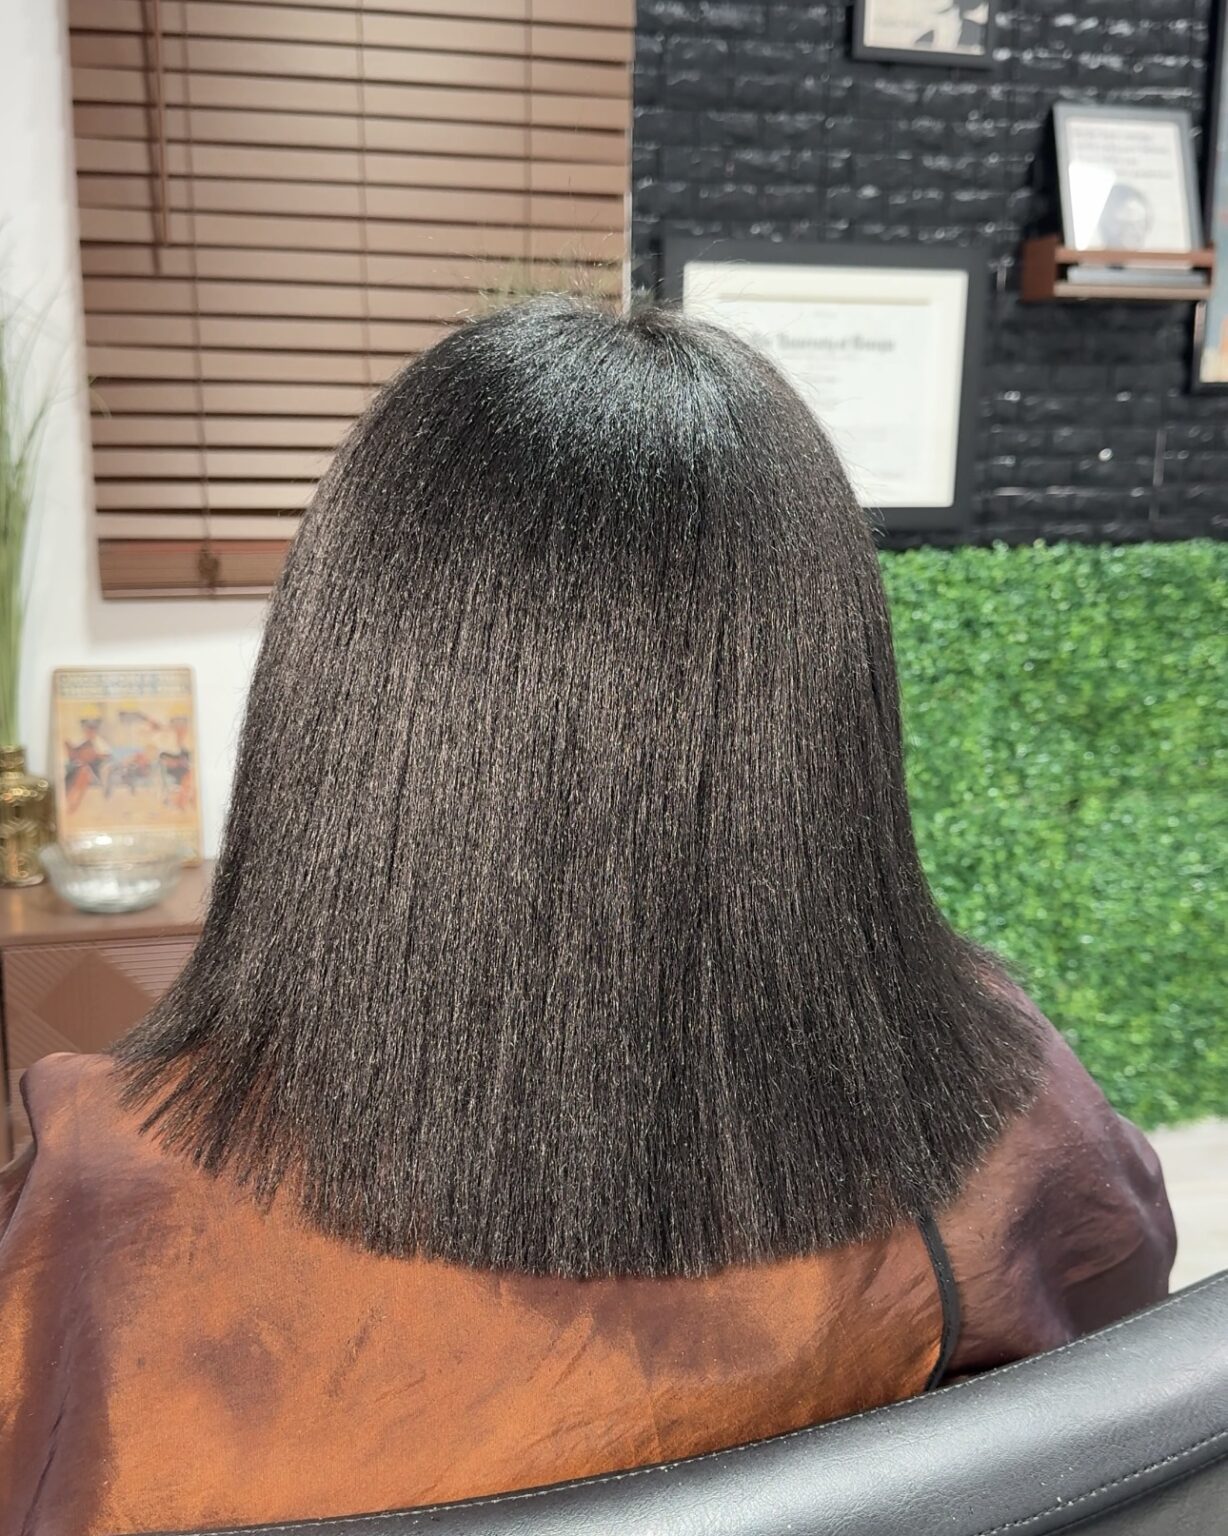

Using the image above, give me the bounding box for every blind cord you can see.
[356,0,374,395]
[525,0,534,278]
[170,12,220,593]
[149,0,170,247]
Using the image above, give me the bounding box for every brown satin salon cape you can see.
[0,1002,1174,1535]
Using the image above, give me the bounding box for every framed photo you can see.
[853,0,995,69]
[1053,103,1203,256]
[662,240,986,532]
[51,667,203,860]
[1194,0,1228,390]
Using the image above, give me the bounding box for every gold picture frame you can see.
[51,667,203,860]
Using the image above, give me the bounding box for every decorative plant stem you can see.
[0,307,49,748]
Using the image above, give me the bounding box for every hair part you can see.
[117,296,1043,1278]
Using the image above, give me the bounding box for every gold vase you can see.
[0,746,55,887]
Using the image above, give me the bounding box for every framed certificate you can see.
[663,240,985,531]
[1053,103,1203,257]
[1194,0,1228,390]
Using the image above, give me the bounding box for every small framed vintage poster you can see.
[1053,103,1203,257]
[662,240,985,531]
[1194,0,1228,389]
[51,667,202,860]
[854,0,995,69]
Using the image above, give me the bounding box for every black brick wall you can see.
[632,0,1228,545]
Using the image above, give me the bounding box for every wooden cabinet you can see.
[0,864,211,1161]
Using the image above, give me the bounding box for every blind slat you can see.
[87,314,456,352]
[99,515,303,539]
[70,36,630,98]
[91,414,351,447]
[88,346,421,382]
[85,279,484,320]
[79,208,626,259]
[78,0,637,24]
[73,68,630,130]
[90,382,373,414]
[80,246,622,292]
[95,448,333,479]
[70,2,633,65]
[77,175,624,230]
[74,108,627,164]
[76,140,629,193]
[96,481,314,510]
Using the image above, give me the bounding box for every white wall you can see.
[1,0,264,857]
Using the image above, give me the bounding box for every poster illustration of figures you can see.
[52,668,202,859]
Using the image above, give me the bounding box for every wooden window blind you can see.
[68,0,633,598]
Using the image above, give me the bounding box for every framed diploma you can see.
[1194,0,1228,390]
[663,240,985,531]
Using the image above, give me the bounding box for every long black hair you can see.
[117,297,1042,1277]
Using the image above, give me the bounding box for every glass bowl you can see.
[40,834,189,915]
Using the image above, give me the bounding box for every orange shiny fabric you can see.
[0,1056,943,1536]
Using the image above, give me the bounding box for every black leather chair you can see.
[161,1271,1228,1536]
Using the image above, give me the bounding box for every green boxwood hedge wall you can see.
[883,540,1226,1130]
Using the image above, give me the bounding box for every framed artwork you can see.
[662,240,986,532]
[51,667,202,860]
[1194,0,1228,390]
[1053,103,1203,257]
[853,0,995,69]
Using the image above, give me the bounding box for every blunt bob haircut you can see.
[119,296,1042,1279]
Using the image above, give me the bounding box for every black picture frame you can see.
[852,0,996,70]
[1052,102,1204,256]
[1193,0,1228,393]
[661,239,986,534]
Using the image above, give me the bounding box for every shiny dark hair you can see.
[117,297,1042,1278]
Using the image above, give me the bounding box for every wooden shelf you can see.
[1021,236,1215,303]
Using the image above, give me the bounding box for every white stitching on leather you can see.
[165,1271,1228,1536]
[974,1427,1228,1536]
